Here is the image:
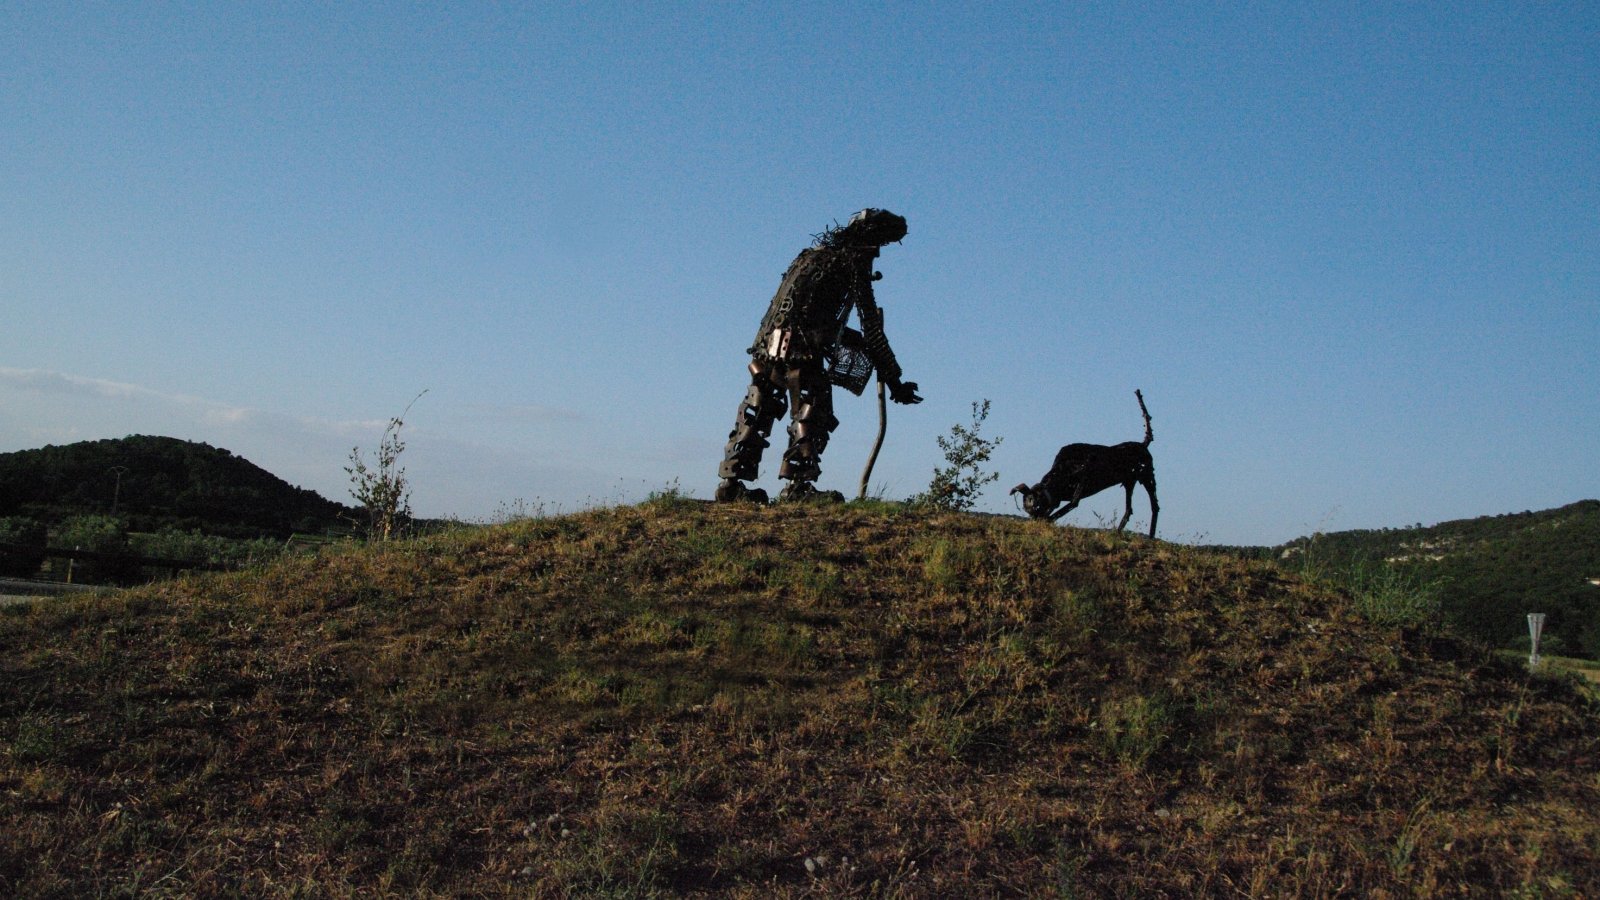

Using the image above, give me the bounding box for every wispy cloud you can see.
[0,367,639,519]
[0,367,384,439]
[0,367,245,413]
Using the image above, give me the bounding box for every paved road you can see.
[0,578,103,606]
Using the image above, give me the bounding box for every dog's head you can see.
[1010,483,1054,519]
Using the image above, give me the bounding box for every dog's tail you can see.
[1136,389,1153,446]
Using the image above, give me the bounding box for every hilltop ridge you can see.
[0,435,353,538]
[3,500,1597,895]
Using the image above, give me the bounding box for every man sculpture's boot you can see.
[715,479,769,504]
[778,481,843,504]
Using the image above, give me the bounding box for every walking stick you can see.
[857,377,888,500]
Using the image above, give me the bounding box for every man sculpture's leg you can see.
[777,364,843,502]
[716,362,787,503]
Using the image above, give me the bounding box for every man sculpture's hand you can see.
[889,380,923,405]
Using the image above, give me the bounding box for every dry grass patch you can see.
[3,500,1598,895]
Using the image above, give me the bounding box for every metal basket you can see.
[825,327,874,396]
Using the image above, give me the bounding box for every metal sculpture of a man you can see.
[716,208,922,503]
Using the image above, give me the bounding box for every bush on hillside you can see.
[129,529,284,569]
[0,516,47,577]
[913,399,1003,512]
[54,515,136,584]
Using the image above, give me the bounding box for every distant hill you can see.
[2,500,1596,894]
[1226,501,1600,660]
[0,435,355,538]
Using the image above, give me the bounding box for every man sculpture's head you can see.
[830,208,908,248]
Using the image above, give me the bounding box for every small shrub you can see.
[913,399,1003,511]
[1348,561,1443,627]
[348,391,426,541]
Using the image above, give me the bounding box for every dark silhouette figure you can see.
[1010,390,1158,537]
[717,209,922,503]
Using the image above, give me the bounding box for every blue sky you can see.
[3,2,1595,545]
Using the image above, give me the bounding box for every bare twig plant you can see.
[346,390,426,541]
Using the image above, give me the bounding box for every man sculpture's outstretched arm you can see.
[856,293,921,405]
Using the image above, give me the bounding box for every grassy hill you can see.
[4,500,1598,895]
[1243,501,1600,660]
[0,435,354,539]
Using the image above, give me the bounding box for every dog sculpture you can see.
[1011,390,1158,538]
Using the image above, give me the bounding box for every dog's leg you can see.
[1142,472,1159,538]
[1116,481,1135,533]
[1048,481,1089,522]
[1047,498,1079,522]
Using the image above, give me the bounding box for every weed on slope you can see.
[3,500,1598,896]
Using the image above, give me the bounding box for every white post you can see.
[1527,613,1546,670]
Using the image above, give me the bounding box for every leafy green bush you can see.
[129,530,283,569]
[1345,560,1444,628]
[54,514,134,584]
[0,516,47,577]
[913,399,1003,512]
[55,514,127,552]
